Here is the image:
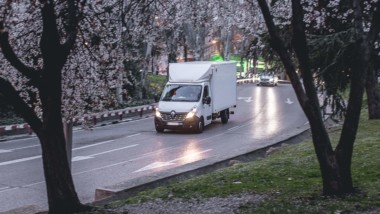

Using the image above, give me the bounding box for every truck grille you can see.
[161,112,187,121]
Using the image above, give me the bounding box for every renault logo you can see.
[170,110,176,119]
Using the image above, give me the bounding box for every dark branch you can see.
[0,77,43,137]
[291,0,320,109]
[256,0,308,104]
[366,0,380,44]
[62,0,79,56]
[0,23,42,88]
[40,0,65,68]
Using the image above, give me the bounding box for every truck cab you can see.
[155,82,212,133]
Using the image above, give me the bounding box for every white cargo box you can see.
[168,61,237,113]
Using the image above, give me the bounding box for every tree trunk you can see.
[257,0,359,196]
[39,124,85,213]
[366,68,380,119]
[64,121,74,169]
[38,3,89,212]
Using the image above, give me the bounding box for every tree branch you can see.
[256,0,308,106]
[62,0,79,56]
[291,0,321,111]
[0,22,42,88]
[366,0,380,44]
[0,77,43,137]
[40,0,66,68]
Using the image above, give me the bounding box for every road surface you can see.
[0,83,308,213]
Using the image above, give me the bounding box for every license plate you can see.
[167,122,181,126]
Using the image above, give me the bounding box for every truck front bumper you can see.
[154,116,200,131]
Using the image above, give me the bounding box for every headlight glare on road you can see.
[186,107,197,119]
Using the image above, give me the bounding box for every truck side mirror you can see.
[203,96,211,104]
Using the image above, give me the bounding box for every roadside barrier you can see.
[0,105,156,137]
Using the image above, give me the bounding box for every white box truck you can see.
[154,61,237,133]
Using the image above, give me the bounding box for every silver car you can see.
[257,71,278,86]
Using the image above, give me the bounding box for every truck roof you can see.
[169,61,236,82]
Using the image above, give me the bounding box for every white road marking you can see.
[71,144,139,162]
[72,156,94,162]
[73,147,178,175]
[134,161,175,172]
[87,144,138,157]
[14,145,40,150]
[0,134,141,166]
[228,126,241,131]
[0,149,13,153]
[0,187,18,193]
[238,97,253,103]
[134,149,212,173]
[73,140,114,151]
[285,98,294,104]
[0,155,41,166]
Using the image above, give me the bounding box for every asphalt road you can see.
[0,83,308,213]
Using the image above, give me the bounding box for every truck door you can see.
[202,84,212,126]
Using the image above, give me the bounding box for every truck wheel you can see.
[195,117,204,134]
[155,124,164,133]
[221,109,229,124]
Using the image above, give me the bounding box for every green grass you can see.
[108,107,380,213]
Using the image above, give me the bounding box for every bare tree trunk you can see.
[366,68,380,119]
[63,121,73,169]
[39,120,84,213]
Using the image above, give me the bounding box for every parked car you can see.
[257,71,278,86]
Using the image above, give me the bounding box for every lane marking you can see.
[285,98,294,104]
[73,140,114,151]
[0,155,41,166]
[0,187,18,193]
[134,161,175,172]
[0,149,13,153]
[0,134,141,166]
[73,133,140,151]
[134,149,212,173]
[238,97,253,103]
[71,144,139,162]
[228,126,241,131]
[87,144,138,157]
[72,156,94,162]
[73,146,177,176]
[1,147,212,193]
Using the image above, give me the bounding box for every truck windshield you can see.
[161,84,202,102]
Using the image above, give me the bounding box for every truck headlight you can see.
[155,108,162,118]
[186,107,197,119]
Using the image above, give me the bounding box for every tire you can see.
[155,124,164,133]
[221,109,229,124]
[195,117,204,134]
